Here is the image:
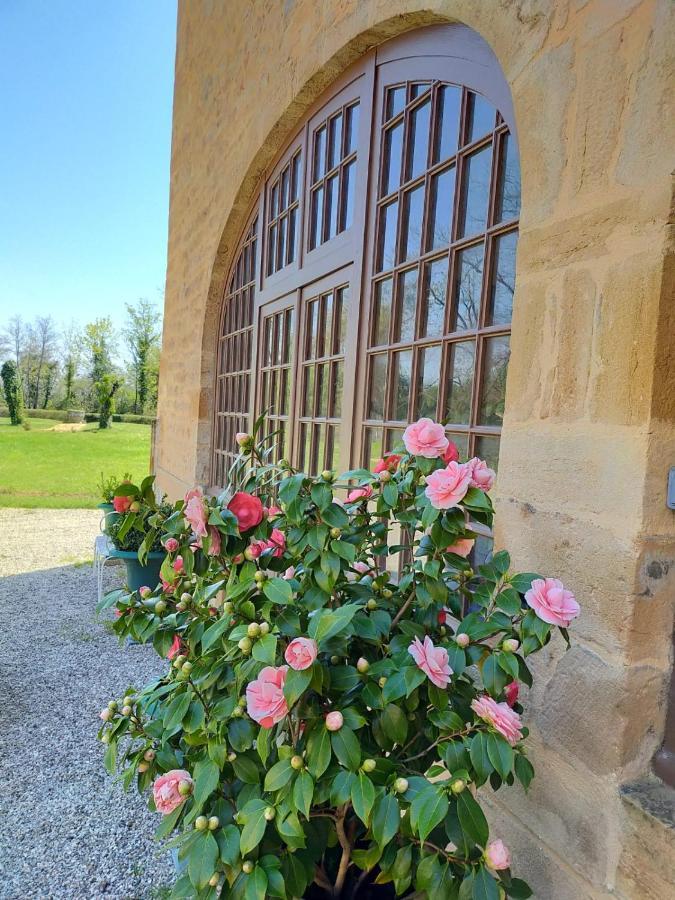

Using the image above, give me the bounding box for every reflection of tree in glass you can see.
[447,342,475,424]
[480,338,510,425]
[455,247,483,332]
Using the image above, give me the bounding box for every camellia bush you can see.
[98,417,579,900]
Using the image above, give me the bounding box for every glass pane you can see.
[400,184,425,263]
[446,340,476,425]
[299,423,311,470]
[447,431,469,459]
[313,127,326,181]
[326,174,339,240]
[263,317,273,365]
[283,310,294,362]
[435,85,461,162]
[331,361,343,417]
[427,166,455,251]
[315,425,326,472]
[277,423,286,462]
[316,363,329,416]
[310,186,323,250]
[287,208,297,264]
[386,86,405,121]
[410,82,431,100]
[279,368,290,415]
[307,299,319,359]
[472,534,494,567]
[496,133,520,222]
[270,183,279,218]
[340,159,355,231]
[345,103,360,155]
[421,258,448,338]
[372,278,393,346]
[280,168,289,210]
[291,153,301,200]
[269,369,278,413]
[474,434,500,473]
[303,366,315,416]
[328,113,343,170]
[467,92,495,142]
[325,424,336,470]
[336,286,348,353]
[321,292,333,360]
[384,427,405,455]
[363,427,383,468]
[453,243,484,332]
[376,200,398,272]
[267,224,276,275]
[479,335,510,426]
[416,344,442,419]
[458,145,492,238]
[488,230,518,326]
[395,267,418,343]
[406,98,431,181]
[382,122,403,196]
[391,350,413,420]
[368,354,387,419]
[277,215,287,270]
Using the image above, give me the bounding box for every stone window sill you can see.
[620,778,675,831]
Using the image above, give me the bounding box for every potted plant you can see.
[97,472,131,535]
[107,475,174,591]
[98,419,580,898]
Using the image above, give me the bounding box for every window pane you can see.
[307,299,319,359]
[331,361,343,417]
[400,185,424,263]
[270,183,279,218]
[416,344,442,418]
[279,368,290,415]
[280,168,289,210]
[446,340,475,424]
[447,431,469,458]
[320,292,333,360]
[372,278,393,346]
[496,133,520,222]
[326,174,339,240]
[310,186,323,250]
[316,362,329,416]
[291,153,301,200]
[406,98,431,181]
[421,258,448,338]
[363,427,383,468]
[335,286,348,353]
[303,366,315,416]
[479,335,510,426]
[376,201,398,272]
[340,159,355,231]
[368,354,387,418]
[427,166,455,251]
[287,208,297,264]
[345,103,360,155]
[458,145,492,238]
[467,92,495,142]
[487,230,517,326]
[382,122,403,196]
[299,423,310,470]
[395,267,418,343]
[474,434,500,473]
[386,86,405,120]
[391,350,412,420]
[277,215,287,270]
[313,127,326,181]
[453,243,484,332]
[328,113,343,170]
[384,427,405,454]
[410,82,431,99]
[434,85,461,163]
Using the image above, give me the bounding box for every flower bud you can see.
[362,759,377,773]
[139,586,152,599]
[129,501,141,513]
[222,601,234,614]
[154,600,167,615]
[264,807,276,821]
[180,592,192,603]
[101,733,111,744]
[107,700,118,712]
[238,696,247,708]
[325,711,344,732]
[330,527,341,538]
[123,695,134,706]
[259,621,270,635]
[378,470,391,483]
[176,601,186,612]
[173,654,186,669]
[455,633,470,648]
[137,762,149,773]
[278,459,290,469]
[378,677,387,688]
[231,706,243,718]
[236,432,252,448]
[253,571,265,583]
[227,751,237,762]
[181,661,193,675]
[330,655,340,665]
[242,860,254,874]
[502,638,520,653]
[290,755,304,770]
[143,749,155,762]
[450,778,466,794]
[356,658,370,674]
[208,816,220,831]
[366,599,378,611]
[394,777,409,794]
[382,588,393,600]
[232,553,244,565]
[195,816,208,831]
[238,637,252,654]
[164,537,180,553]
[178,779,193,796]
[247,622,261,638]
[122,705,132,717]
[209,874,220,887]
[244,547,256,562]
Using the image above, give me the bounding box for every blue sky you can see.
[0,0,177,332]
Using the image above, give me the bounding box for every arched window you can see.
[211,24,520,558]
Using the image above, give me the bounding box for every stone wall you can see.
[156,1,675,895]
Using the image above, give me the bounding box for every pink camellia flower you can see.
[467,457,496,492]
[403,418,449,458]
[207,525,221,556]
[228,492,264,532]
[445,538,475,557]
[246,666,289,728]
[373,454,401,474]
[235,432,250,447]
[505,681,519,708]
[164,537,179,553]
[471,695,523,746]
[525,577,580,627]
[283,565,295,580]
[266,505,282,519]
[112,495,132,514]
[425,461,472,510]
[284,637,318,671]
[184,488,208,538]
[152,770,194,815]
[268,528,286,557]
[172,556,184,574]
[346,485,373,503]
[442,441,460,465]
[167,635,182,660]
[139,585,152,598]
[326,711,344,732]
[160,577,175,595]
[408,636,453,689]
[485,839,511,871]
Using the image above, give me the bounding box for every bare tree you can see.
[2,315,25,367]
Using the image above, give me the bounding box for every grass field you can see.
[0,417,152,508]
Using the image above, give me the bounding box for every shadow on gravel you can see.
[0,562,174,899]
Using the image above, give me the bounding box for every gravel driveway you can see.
[0,509,174,899]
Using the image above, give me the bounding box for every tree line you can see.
[0,298,162,421]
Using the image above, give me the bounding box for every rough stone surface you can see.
[0,509,174,898]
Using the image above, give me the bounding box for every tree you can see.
[123,299,162,414]
[23,316,58,408]
[84,318,117,408]
[61,321,82,407]
[95,374,119,428]
[1,316,25,367]
[1,360,25,425]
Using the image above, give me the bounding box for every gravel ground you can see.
[0,509,175,899]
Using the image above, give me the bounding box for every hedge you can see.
[1,407,155,425]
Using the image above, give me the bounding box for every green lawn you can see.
[0,417,152,508]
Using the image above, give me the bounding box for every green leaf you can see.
[163,692,192,731]
[321,502,349,529]
[276,811,306,849]
[239,799,269,855]
[217,824,240,865]
[505,877,533,898]
[308,604,360,646]
[497,651,519,680]
[457,791,489,847]
[403,665,427,696]
[382,481,399,507]
[514,753,534,791]
[190,758,221,816]
[183,700,205,733]
[154,800,184,840]
[188,831,218,890]
[278,473,305,506]
[200,615,231,652]
[381,703,408,745]
[509,573,541,594]
[482,654,508,697]
[331,726,361,771]
[265,868,287,899]
[469,732,493,784]
[283,666,313,708]
[306,726,331,779]
[233,754,261,784]
[472,865,499,900]
[411,787,449,843]
[486,732,514,779]
[263,578,293,605]
[351,772,375,825]
[264,758,294,792]
[257,726,271,765]
[245,864,269,900]
[252,633,278,664]
[372,793,399,848]
[416,852,443,892]
[293,770,314,819]
[497,586,522,616]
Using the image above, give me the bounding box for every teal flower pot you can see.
[97,502,120,535]
[108,548,165,592]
